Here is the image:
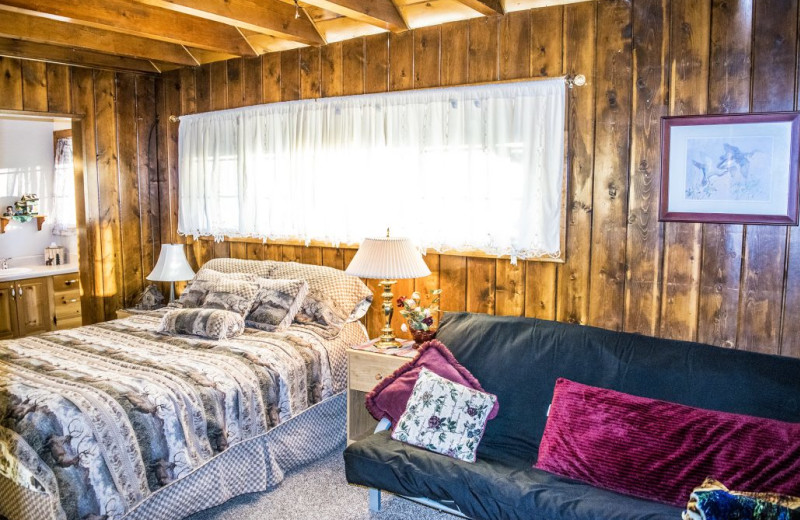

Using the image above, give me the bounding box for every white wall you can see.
[0,119,78,264]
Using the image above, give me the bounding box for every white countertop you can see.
[0,263,79,282]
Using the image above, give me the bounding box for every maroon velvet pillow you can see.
[536,378,800,507]
[365,340,499,424]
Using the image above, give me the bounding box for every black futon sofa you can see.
[344,312,800,520]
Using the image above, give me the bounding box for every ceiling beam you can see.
[300,0,407,32]
[136,0,325,46]
[0,10,198,66]
[452,0,503,16]
[0,0,256,57]
[0,37,160,73]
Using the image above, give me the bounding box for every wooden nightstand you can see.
[347,341,417,445]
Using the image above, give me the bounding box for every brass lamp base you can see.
[374,279,402,349]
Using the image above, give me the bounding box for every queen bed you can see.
[0,259,372,520]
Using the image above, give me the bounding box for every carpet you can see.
[185,443,461,520]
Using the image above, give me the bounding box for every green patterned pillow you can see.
[391,367,497,463]
[158,308,245,340]
[201,278,260,317]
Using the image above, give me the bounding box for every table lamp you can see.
[346,233,431,348]
[146,244,195,302]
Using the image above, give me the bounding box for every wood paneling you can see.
[152,4,800,359]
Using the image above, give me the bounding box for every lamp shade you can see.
[146,244,195,282]
[345,237,431,279]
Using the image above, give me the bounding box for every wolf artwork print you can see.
[660,112,800,225]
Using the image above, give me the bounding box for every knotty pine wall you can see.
[0,58,160,323]
[157,0,800,357]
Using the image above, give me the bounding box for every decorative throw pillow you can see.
[391,368,497,463]
[269,262,373,338]
[176,269,257,308]
[158,308,245,340]
[365,340,499,424]
[683,478,800,520]
[536,379,800,507]
[201,278,260,317]
[246,279,309,332]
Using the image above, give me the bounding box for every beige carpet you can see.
[186,443,461,520]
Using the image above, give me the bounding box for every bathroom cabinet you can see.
[0,273,82,339]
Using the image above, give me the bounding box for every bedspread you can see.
[0,313,366,520]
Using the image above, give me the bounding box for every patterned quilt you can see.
[0,313,366,520]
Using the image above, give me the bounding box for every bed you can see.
[0,259,372,520]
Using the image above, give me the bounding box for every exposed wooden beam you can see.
[0,10,198,66]
[0,0,256,57]
[452,0,503,16]
[137,0,325,46]
[0,37,160,73]
[301,0,407,32]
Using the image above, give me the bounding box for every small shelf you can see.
[0,215,46,234]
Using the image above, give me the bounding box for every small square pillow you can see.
[158,308,245,340]
[365,340,499,424]
[391,367,497,463]
[246,279,309,332]
[201,278,260,317]
[175,269,257,308]
[684,478,800,520]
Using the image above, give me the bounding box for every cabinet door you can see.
[0,283,18,339]
[16,278,51,336]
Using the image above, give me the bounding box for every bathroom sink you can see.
[0,267,32,277]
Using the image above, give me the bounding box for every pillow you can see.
[176,268,257,308]
[246,279,309,332]
[391,368,497,463]
[269,262,373,338]
[158,308,245,340]
[201,278,260,317]
[365,340,499,424]
[683,478,800,520]
[536,378,800,507]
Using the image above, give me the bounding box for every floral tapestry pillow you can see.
[175,269,257,308]
[391,367,497,463]
[200,278,260,317]
[158,308,245,340]
[246,279,309,332]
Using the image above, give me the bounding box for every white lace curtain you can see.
[51,137,76,235]
[178,78,566,260]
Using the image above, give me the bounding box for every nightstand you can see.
[347,340,417,445]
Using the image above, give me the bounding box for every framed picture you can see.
[660,112,800,225]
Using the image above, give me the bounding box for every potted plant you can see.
[397,289,442,347]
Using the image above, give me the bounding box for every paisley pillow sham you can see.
[158,308,245,339]
[201,278,260,317]
[247,279,309,332]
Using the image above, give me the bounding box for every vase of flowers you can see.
[397,289,442,347]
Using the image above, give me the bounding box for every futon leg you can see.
[369,488,382,512]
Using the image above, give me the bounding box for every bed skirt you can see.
[0,392,346,520]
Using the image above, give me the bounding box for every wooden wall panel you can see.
[154,3,800,359]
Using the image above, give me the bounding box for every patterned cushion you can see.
[176,268,257,308]
[391,368,497,463]
[684,478,800,520]
[158,308,245,339]
[246,279,309,332]
[201,278,260,317]
[270,262,373,338]
[202,258,278,278]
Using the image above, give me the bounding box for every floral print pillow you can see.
[391,367,497,463]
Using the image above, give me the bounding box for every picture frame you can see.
[660,112,800,225]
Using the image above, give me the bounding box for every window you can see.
[178,78,566,261]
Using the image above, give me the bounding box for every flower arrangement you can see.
[397,289,442,332]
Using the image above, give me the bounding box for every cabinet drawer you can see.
[54,291,81,319]
[52,273,81,293]
[348,350,409,393]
